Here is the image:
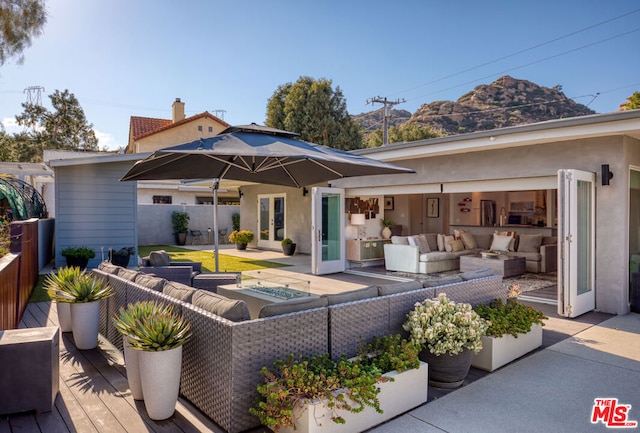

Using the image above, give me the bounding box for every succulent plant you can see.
[53,273,114,303]
[43,266,86,302]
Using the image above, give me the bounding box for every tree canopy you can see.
[364,122,442,147]
[265,76,362,150]
[1,89,99,162]
[620,91,640,111]
[0,0,47,66]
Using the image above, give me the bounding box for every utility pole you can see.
[213,109,226,120]
[24,86,45,106]
[366,96,405,145]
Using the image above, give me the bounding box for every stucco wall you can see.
[135,119,226,153]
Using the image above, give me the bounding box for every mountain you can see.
[354,76,596,137]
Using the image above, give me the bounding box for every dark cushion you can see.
[162,281,197,303]
[192,290,250,322]
[377,280,423,296]
[518,234,543,252]
[422,275,464,287]
[460,268,494,280]
[97,262,120,275]
[149,250,171,267]
[117,268,140,282]
[423,233,438,252]
[134,273,167,292]
[323,285,378,305]
[258,296,328,318]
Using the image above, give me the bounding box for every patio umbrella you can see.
[121,123,415,270]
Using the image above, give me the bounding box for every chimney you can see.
[172,98,185,122]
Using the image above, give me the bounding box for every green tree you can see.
[16,89,99,153]
[620,91,640,111]
[364,122,442,147]
[266,76,362,150]
[0,0,48,66]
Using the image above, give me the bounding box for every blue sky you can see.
[1,0,639,150]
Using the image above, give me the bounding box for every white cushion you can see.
[490,234,513,251]
[391,236,409,245]
[437,234,445,251]
[444,235,455,252]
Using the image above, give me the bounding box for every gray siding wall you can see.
[54,161,137,269]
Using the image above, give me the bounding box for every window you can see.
[208,126,213,132]
[152,195,172,204]
[196,196,213,205]
[198,125,203,131]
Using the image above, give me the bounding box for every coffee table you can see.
[459,254,526,278]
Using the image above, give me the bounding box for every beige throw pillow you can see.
[437,234,445,251]
[460,232,477,249]
[490,234,513,251]
[444,235,455,252]
[450,239,465,252]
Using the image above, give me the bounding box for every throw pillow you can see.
[149,250,171,267]
[490,234,513,251]
[117,268,139,282]
[453,229,467,239]
[444,235,455,252]
[518,234,543,252]
[450,239,465,252]
[460,232,477,249]
[416,234,431,253]
[391,236,409,245]
[407,235,419,247]
[437,234,445,251]
[423,233,438,251]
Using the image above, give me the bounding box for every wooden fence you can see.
[0,219,39,330]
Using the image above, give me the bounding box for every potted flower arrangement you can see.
[61,246,96,270]
[250,335,427,433]
[380,218,394,239]
[171,211,190,245]
[112,300,191,420]
[228,230,253,250]
[109,246,135,267]
[472,285,547,371]
[403,293,489,388]
[281,238,296,256]
[53,273,114,350]
[43,266,85,333]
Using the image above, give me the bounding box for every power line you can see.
[366,96,405,145]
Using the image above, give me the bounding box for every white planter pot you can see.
[472,323,543,372]
[70,301,101,350]
[280,361,428,433]
[139,346,183,420]
[56,302,73,333]
[122,337,143,400]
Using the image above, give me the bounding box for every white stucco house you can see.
[239,109,640,317]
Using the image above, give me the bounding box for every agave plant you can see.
[43,266,86,302]
[114,301,191,351]
[55,273,114,303]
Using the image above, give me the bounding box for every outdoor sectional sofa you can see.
[93,262,504,433]
[384,232,557,274]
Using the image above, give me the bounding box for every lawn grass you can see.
[29,274,51,303]
[138,245,289,273]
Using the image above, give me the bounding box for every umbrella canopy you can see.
[121,123,414,272]
[121,124,415,186]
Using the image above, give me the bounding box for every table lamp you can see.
[351,213,366,240]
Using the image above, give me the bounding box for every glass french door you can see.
[257,194,286,250]
[557,169,595,317]
[311,187,345,275]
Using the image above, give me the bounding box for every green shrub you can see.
[475,299,547,338]
[61,246,96,260]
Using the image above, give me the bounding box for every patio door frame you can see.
[557,169,596,318]
[311,187,345,275]
[257,193,286,250]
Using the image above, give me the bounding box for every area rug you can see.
[386,270,556,294]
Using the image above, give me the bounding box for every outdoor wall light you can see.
[238,190,244,198]
[601,164,613,186]
[303,187,309,196]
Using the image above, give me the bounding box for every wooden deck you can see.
[1,301,227,433]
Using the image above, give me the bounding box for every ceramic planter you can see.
[56,302,72,333]
[280,361,428,433]
[70,301,101,350]
[122,336,143,400]
[139,346,183,420]
[419,348,473,388]
[472,323,543,372]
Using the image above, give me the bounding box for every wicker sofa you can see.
[94,262,504,433]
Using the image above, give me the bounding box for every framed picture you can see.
[427,198,439,218]
[384,197,394,210]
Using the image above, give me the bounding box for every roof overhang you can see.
[48,152,150,167]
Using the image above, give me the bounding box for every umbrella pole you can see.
[212,178,219,272]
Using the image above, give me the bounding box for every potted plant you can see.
[117,301,191,420]
[112,301,177,401]
[472,286,547,371]
[380,218,394,239]
[55,273,114,350]
[281,238,296,256]
[228,230,253,250]
[250,335,427,433]
[403,293,489,388]
[109,246,135,267]
[43,266,85,333]
[61,246,96,270]
[171,211,190,245]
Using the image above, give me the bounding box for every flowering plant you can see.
[506,283,523,300]
[403,293,490,356]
